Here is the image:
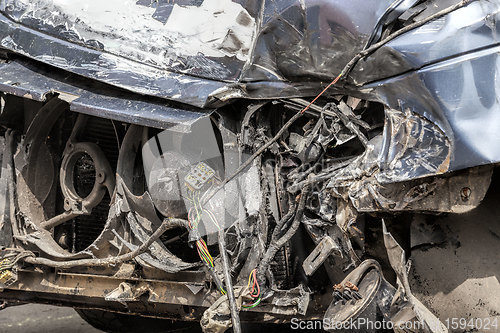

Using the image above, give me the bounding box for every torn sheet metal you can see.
[0,15,227,108]
[326,98,494,213]
[329,116,493,214]
[361,44,500,175]
[328,106,451,185]
[0,59,208,130]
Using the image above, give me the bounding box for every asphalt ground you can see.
[0,304,102,333]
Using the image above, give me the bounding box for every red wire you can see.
[250,278,256,296]
[254,270,260,297]
[300,74,343,114]
[200,239,209,252]
[250,269,260,298]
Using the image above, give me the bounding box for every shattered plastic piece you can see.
[382,221,448,333]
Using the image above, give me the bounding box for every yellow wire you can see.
[247,269,254,287]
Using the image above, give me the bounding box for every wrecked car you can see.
[0,0,498,332]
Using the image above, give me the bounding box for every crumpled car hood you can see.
[2,0,257,80]
[0,0,396,107]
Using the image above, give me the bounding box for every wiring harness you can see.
[186,187,227,295]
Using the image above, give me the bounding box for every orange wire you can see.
[249,269,260,298]
[300,74,343,114]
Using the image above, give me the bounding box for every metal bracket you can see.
[302,236,341,276]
